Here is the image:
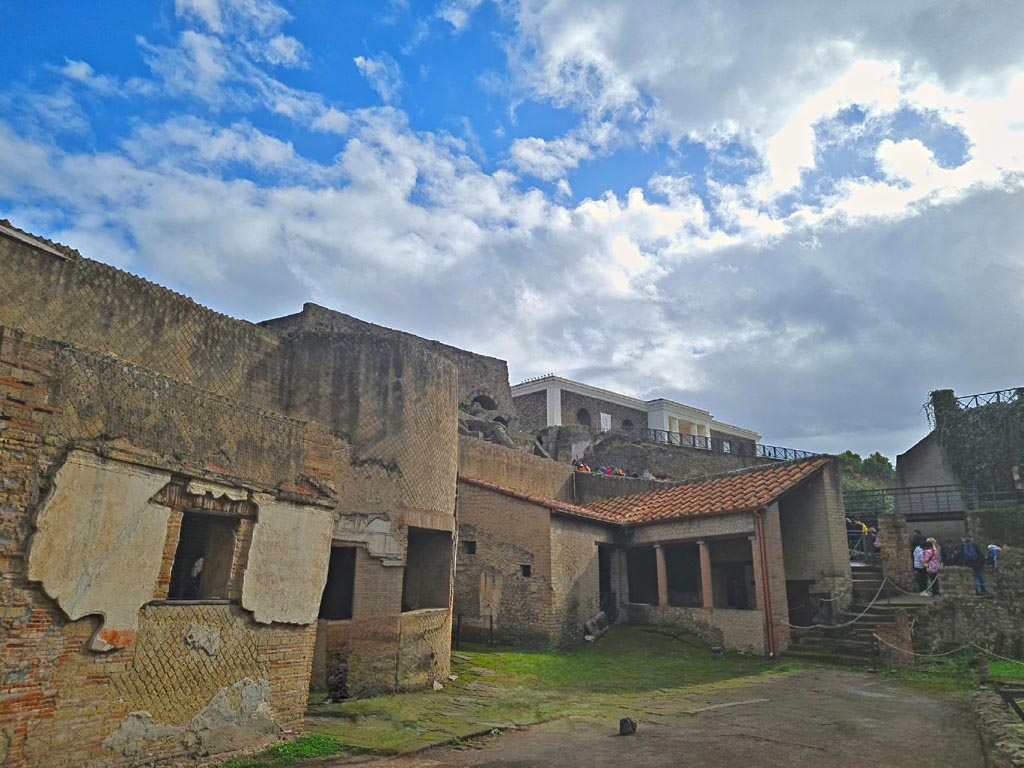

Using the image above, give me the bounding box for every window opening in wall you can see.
[722,440,732,453]
[600,412,612,431]
[168,512,238,600]
[576,408,591,427]
[708,538,756,610]
[319,546,356,620]
[622,419,634,430]
[461,539,477,555]
[664,543,704,607]
[627,547,658,604]
[402,527,453,612]
[520,564,532,577]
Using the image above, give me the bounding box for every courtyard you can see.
[226,626,993,767]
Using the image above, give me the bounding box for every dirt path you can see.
[327,669,983,768]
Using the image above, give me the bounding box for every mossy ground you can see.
[304,626,802,755]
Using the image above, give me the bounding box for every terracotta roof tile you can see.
[584,457,831,525]
[457,475,621,523]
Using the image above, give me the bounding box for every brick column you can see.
[654,544,668,607]
[749,535,763,610]
[698,540,714,609]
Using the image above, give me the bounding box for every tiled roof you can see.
[584,458,831,525]
[457,475,622,523]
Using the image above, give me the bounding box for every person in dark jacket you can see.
[959,535,987,595]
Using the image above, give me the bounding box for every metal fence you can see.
[844,484,1023,523]
[636,427,818,461]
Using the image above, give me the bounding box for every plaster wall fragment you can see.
[27,451,170,651]
[333,513,404,565]
[241,494,333,624]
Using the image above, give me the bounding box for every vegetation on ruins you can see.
[931,389,1024,544]
[837,450,896,493]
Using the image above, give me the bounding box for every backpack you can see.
[961,541,979,564]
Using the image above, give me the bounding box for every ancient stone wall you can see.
[895,432,959,488]
[573,472,681,504]
[0,330,334,766]
[512,390,548,432]
[260,303,513,413]
[452,482,556,647]
[585,434,769,482]
[558,390,647,432]
[548,517,616,645]
[709,429,757,457]
[911,551,1024,657]
[458,435,575,502]
[625,605,766,654]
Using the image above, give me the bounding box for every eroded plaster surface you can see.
[241,494,333,624]
[27,451,171,651]
[333,513,404,565]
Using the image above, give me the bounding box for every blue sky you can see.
[2,0,1024,458]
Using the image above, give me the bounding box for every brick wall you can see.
[260,303,513,413]
[453,482,556,646]
[777,463,852,602]
[458,436,575,502]
[548,518,615,644]
[512,390,547,432]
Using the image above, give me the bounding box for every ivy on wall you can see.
[931,389,1024,492]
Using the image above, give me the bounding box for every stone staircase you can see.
[786,563,913,665]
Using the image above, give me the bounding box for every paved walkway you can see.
[328,669,984,768]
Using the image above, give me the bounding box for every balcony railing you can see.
[635,427,818,461]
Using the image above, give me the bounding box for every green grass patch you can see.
[988,659,1024,684]
[307,626,802,756]
[220,735,347,767]
[882,655,981,698]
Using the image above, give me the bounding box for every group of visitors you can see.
[573,461,639,478]
[910,529,1008,597]
[845,517,878,559]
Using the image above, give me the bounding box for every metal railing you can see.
[843,484,1023,523]
[924,386,1023,421]
[635,427,818,461]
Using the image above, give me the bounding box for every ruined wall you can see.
[261,303,513,413]
[558,390,647,432]
[911,552,1024,657]
[512,390,547,432]
[398,609,452,689]
[625,605,766,654]
[777,463,852,599]
[896,432,959,488]
[0,329,335,766]
[585,434,769,482]
[0,227,285,408]
[709,429,757,457]
[624,513,755,547]
[548,517,616,645]
[452,482,555,646]
[573,472,680,504]
[458,436,574,502]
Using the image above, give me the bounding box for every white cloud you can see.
[354,54,403,104]
[438,0,485,32]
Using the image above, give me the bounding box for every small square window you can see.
[723,440,732,453]
[462,540,477,555]
[168,512,238,600]
[520,564,532,577]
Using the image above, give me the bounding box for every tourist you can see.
[941,538,960,567]
[959,535,988,595]
[923,538,941,597]
[913,538,929,596]
[988,540,1006,570]
[868,527,880,560]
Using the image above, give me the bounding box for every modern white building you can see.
[511,374,760,450]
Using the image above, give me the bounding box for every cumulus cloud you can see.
[2,0,1024,460]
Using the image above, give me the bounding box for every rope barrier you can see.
[870,633,971,658]
[977,646,1024,666]
[785,579,888,630]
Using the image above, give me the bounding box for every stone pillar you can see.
[654,544,668,607]
[698,540,714,609]
[878,511,913,592]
